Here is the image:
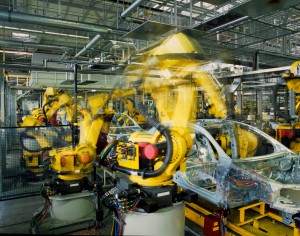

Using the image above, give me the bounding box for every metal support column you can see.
[73,63,78,146]
[236,88,242,115]
[257,89,262,119]
[0,73,3,196]
[289,90,295,116]
[0,74,4,127]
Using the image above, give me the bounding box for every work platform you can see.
[185,200,299,236]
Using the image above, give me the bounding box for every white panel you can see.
[31,53,66,69]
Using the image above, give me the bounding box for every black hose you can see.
[42,100,56,125]
[126,98,135,107]
[19,128,52,152]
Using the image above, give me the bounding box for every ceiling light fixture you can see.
[44,31,89,39]
[0,50,33,55]
[0,26,88,39]
[12,32,30,38]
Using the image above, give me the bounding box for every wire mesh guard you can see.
[0,125,73,200]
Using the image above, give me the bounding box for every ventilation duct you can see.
[74,34,101,58]
[121,0,145,19]
[0,10,127,35]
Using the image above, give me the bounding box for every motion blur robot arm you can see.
[99,32,228,236]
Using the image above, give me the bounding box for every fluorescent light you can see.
[45,31,88,39]
[0,25,88,39]
[0,50,33,55]
[20,28,43,33]
[12,32,30,38]
[0,26,18,30]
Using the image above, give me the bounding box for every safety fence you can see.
[0,125,74,200]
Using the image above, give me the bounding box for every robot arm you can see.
[111,88,147,126]
[284,61,300,93]
[100,32,227,187]
[42,87,75,124]
[296,96,300,116]
[47,91,115,182]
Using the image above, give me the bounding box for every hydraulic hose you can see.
[42,99,56,124]
[19,128,52,152]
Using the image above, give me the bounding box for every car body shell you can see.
[174,119,300,224]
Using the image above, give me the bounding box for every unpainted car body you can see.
[174,119,300,225]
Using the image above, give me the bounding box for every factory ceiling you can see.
[0,0,300,75]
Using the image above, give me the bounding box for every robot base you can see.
[31,215,95,235]
[122,201,185,236]
[31,191,96,235]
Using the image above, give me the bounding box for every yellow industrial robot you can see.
[19,87,75,179]
[30,90,116,233]
[98,32,228,235]
[281,61,300,154]
[29,33,229,235]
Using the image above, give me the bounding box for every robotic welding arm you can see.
[98,33,229,212]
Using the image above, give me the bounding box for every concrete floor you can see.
[0,194,44,235]
[0,194,203,235]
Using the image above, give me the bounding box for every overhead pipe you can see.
[120,0,145,19]
[74,34,101,58]
[1,63,124,75]
[0,10,127,35]
[0,39,74,52]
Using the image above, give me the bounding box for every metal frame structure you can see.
[0,0,299,72]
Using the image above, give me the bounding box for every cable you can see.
[99,139,118,161]
[42,99,55,125]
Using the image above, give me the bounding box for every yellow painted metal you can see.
[185,200,298,236]
[185,202,212,216]
[49,144,96,181]
[296,96,300,116]
[193,71,227,119]
[231,202,298,236]
[24,151,40,167]
[184,202,211,229]
[149,32,204,56]
[286,61,300,93]
[119,32,227,189]
[236,125,258,158]
[239,202,265,223]
[185,205,205,228]
[117,142,139,170]
[88,93,110,116]
[5,74,31,78]
[185,202,224,235]
[128,129,188,186]
[226,222,255,236]
[216,134,232,156]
